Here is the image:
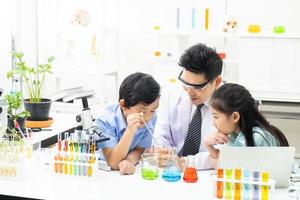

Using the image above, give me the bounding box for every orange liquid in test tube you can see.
[234,168,242,200]
[54,155,59,173]
[216,168,224,199]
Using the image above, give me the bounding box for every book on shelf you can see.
[50,86,84,101]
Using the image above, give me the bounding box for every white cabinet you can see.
[152,30,300,102]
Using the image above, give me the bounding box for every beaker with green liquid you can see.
[141,153,159,180]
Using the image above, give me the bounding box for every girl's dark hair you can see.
[210,83,289,147]
[119,72,160,108]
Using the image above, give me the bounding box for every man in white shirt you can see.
[153,43,223,170]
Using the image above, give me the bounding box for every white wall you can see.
[0,1,12,93]
[3,0,300,102]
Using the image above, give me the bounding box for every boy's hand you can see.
[119,159,136,175]
[126,112,144,132]
[204,131,229,146]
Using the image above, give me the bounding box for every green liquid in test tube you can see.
[73,143,79,176]
[225,168,233,200]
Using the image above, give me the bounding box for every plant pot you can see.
[24,98,52,121]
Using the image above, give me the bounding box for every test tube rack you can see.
[0,142,31,180]
[52,151,98,178]
[212,174,276,200]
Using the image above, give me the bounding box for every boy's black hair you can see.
[119,72,160,108]
[178,43,223,80]
[210,83,289,147]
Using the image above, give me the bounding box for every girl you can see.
[204,83,289,164]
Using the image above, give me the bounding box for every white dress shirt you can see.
[153,84,216,170]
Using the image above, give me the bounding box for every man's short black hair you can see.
[178,43,223,80]
[119,72,160,108]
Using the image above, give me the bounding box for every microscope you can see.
[74,96,109,148]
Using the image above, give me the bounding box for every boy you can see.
[96,72,160,175]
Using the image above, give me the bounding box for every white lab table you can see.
[0,111,292,199]
[0,159,291,200]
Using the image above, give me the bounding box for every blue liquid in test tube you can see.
[192,8,195,30]
[243,169,251,200]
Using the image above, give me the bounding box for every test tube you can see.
[63,132,69,152]
[57,133,62,152]
[54,155,59,173]
[57,133,63,173]
[63,132,69,175]
[58,155,63,174]
[216,168,224,199]
[192,8,195,30]
[87,158,93,177]
[261,171,269,200]
[252,170,260,200]
[205,8,209,30]
[81,141,88,176]
[73,143,79,176]
[243,169,251,200]
[176,7,180,29]
[78,143,84,176]
[68,134,74,175]
[68,155,73,175]
[63,154,68,175]
[225,168,233,200]
[234,168,242,200]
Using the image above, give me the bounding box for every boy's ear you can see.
[232,111,240,123]
[119,99,126,108]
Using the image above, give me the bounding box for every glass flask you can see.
[183,155,198,183]
[162,148,181,182]
[141,152,159,180]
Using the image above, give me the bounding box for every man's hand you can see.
[155,148,171,168]
[119,159,136,175]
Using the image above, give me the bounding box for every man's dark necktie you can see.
[181,104,204,156]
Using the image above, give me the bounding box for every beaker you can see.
[162,148,181,182]
[183,156,198,183]
[141,152,159,180]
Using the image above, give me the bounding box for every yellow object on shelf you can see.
[154,51,161,57]
[248,25,261,33]
[153,26,160,30]
[169,78,176,83]
[273,26,285,34]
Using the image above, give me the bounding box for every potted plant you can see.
[3,91,30,141]
[7,52,54,121]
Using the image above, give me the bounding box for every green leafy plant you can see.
[4,91,30,121]
[4,91,30,141]
[7,52,54,103]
